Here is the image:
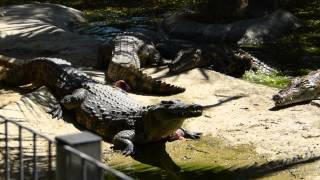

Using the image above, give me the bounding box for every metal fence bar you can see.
[4,120,10,180]
[33,133,38,180]
[18,126,24,180]
[63,145,133,180]
[3,119,55,143]
[97,166,103,180]
[2,119,133,180]
[48,141,52,176]
[2,119,55,179]
[81,158,86,180]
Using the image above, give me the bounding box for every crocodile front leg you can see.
[167,128,202,142]
[113,130,135,156]
[48,88,87,119]
[60,88,87,109]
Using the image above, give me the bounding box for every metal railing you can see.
[2,119,133,180]
[63,145,133,180]
[2,118,55,180]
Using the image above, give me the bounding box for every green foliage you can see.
[241,0,320,77]
[243,71,291,89]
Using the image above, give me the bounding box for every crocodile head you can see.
[142,100,202,142]
[169,48,202,73]
[138,44,161,65]
[273,73,320,107]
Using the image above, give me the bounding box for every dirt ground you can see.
[1,67,320,179]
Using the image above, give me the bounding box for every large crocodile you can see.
[273,70,320,107]
[97,32,185,95]
[0,55,202,155]
[168,45,276,77]
[168,45,253,77]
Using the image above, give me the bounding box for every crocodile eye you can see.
[161,100,173,104]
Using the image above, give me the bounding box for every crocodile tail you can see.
[107,62,185,95]
[0,55,25,81]
[0,55,27,68]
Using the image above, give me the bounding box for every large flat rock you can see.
[1,68,320,178]
[0,3,101,66]
[163,10,302,45]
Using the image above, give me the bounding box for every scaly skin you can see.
[273,70,320,107]
[98,32,185,95]
[0,55,202,155]
[169,45,252,78]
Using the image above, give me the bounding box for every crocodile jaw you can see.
[273,76,320,107]
[142,100,202,142]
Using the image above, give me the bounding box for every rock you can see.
[0,3,101,66]
[163,10,302,45]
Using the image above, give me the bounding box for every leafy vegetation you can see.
[243,0,320,75]
[240,0,319,87]
[243,71,291,89]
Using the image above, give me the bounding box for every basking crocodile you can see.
[273,70,320,107]
[168,45,253,78]
[168,46,276,77]
[97,32,185,95]
[0,55,202,155]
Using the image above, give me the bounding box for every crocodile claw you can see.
[112,138,135,156]
[47,103,63,119]
[181,128,202,140]
[112,144,135,156]
[121,145,135,156]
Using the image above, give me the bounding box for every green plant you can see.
[243,71,291,88]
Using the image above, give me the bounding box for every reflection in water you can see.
[132,141,182,179]
[109,136,320,180]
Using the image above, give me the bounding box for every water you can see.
[73,14,157,43]
[103,136,296,179]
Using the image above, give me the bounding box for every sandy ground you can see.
[1,67,320,179]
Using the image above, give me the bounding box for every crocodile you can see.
[0,55,202,155]
[168,45,276,77]
[168,45,253,78]
[97,32,185,95]
[272,70,320,107]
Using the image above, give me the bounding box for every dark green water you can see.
[103,136,297,180]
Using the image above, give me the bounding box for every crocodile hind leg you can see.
[113,130,135,156]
